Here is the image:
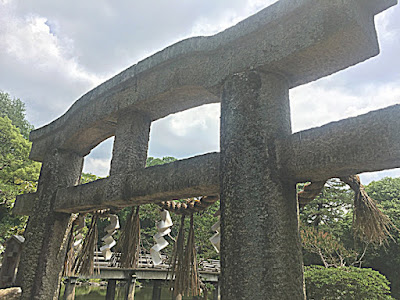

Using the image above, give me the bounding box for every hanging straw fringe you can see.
[183,214,200,297]
[170,215,186,297]
[116,206,141,268]
[73,213,99,276]
[340,175,395,244]
[297,181,326,207]
[169,214,200,297]
[63,215,79,276]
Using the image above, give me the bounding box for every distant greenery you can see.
[305,266,393,299]
[0,91,33,139]
[0,92,40,250]
[300,177,400,298]
[364,178,400,298]
[146,156,177,167]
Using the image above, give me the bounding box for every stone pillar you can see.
[151,279,162,300]
[106,279,117,300]
[16,149,83,300]
[110,110,151,175]
[63,277,78,300]
[220,71,305,299]
[125,274,136,300]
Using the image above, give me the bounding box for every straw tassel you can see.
[116,206,141,268]
[73,213,99,276]
[170,215,186,297]
[183,214,200,296]
[340,175,395,244]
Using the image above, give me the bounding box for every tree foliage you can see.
[300,177,400,298]
[363,177,400,299]
[0,92,33,139]
[0,116,40,249]
[305,266,393,299]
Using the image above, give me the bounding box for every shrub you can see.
[304,266,393,299]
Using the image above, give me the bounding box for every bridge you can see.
[62,252,220,300]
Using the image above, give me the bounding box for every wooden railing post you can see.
[106,279,117,300]
[63,277,78,300]
[125,274,136,300]
[151,279,162,300]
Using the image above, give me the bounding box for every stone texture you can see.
[220,71,304,299]
[54,152,219,213]
[27,0,396,161]
[110,110,151,176]
[278,104,400,182]
[15,104,400,215]
[16,150,83,300]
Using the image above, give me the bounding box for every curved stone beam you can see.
[29,0,396,161]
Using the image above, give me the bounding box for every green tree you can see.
[0,116,40,249]
[300,179,355,265]
[364,177,400,299]
[0,92,33,139]
[146,156,177,167]
[305,266,393,299]
[300,177,400,298]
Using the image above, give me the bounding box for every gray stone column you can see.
[110,110,151,175]
[220,71,305,299]
[16,149,83,300]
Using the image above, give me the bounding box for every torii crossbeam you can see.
[15,0,398,299]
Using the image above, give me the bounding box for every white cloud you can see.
[290,78,400,132]
[0,1,106,126]
[190,0,278,36]
[148,104,220,159]
[360,168,400,185]
[83,157,111,178]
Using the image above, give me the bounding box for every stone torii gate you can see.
[14,0,399,299]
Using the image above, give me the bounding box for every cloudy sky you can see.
[1,0,399,183]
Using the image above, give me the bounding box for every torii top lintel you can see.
[29,0,396,162]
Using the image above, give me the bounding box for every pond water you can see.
[59,284,195,300]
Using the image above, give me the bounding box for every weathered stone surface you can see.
[54,152,219,213]
[278,104,400,182]
[16,150,83,300]
[220,71,304,299]
[28,0,396,161]
[0,287,21,299]
[110,110,151,176]
[12,193,36,216]
[14,104,400,215]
